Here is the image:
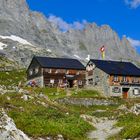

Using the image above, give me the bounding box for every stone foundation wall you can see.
[57,98,118,107]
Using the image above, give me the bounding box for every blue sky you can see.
[26,0,140,52]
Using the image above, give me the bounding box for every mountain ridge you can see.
[0,0,139,67]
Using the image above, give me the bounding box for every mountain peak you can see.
[0,0,139,66]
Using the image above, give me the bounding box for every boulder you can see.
[0,109,30,140]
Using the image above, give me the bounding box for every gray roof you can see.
[35,56,85,70]
[90,59,140,76]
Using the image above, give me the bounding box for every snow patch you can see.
[0,35,33,46]
[74,54,81,59]
[0,42,7,50]
[47,49,52,53]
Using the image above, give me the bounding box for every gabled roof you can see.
[34,56,85,70]
[89,59,140,76]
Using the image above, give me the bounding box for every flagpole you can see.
[102,51,105,60]
[100,46,105,60]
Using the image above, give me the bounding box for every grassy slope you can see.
[0,69,26,87]
[0,93,93,140]
[1,70,140,139]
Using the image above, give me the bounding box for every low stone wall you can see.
[57,98,118,106]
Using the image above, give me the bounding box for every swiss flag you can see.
[100,46,105,52]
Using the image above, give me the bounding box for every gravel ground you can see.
[81,115,123,140]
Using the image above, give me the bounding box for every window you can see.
[77,71,80,75]
[133,88,140,96]
[112,87,121,93]
[122,76,127,82]
[78,80,82,85]
[88,79,93,85]
[59,79,63,84]
[48,69,52,73]
[55,69,60,73]
[55,69,58,73]
[50,79,54,84]
[133,77,139,83]
[35,67,39,74]
[95,76,99,82]
[45,69,50,73]
[66,70,69,74]
[29,69,33,76]
[113,76,118,82]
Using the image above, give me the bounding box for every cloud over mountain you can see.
[125,0,140,8]
[127,37,140,48]
[48,14,87,31]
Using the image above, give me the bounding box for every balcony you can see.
[120,80,140,86]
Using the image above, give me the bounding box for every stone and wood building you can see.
[86,59,140,98]
[27,56,85,88]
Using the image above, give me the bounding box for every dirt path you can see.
[81,115,122,140]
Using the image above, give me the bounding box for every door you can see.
[122,88,129,99]
[68,80,74,88]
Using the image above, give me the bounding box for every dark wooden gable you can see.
[27,57,42,80]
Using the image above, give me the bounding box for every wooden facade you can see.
[43,68,85,87]
[109,75,140,86]
[27,56,85,88]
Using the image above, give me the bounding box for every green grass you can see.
[0,93,93,140]
[24,87,67,100]
[71,89,103,98]
[0,56,16,67]
[115,113,140,139]
[0,69,26,87]
[62,103,120,117]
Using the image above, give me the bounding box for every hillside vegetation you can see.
[0,70,140,139]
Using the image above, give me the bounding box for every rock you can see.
[6,96,11,101]
[36,101,48,108]
[0,109,30,140]
[57,98,118,106]
[130,104,140,115]
[66,112,69,115]
[46,137,51,140]
[57,134,64,140]
[38,93,48,100]
[21,94,28,101]
[18,88,24,93]
[19,107,24,112]
[93,109,106,113]
[0,88,6,95]
[19,89,30,94]
[118,105,129,112]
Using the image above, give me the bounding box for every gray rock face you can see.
[0,0,139,67]
[0,109,30,140]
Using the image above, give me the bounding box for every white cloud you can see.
[48,14,87,31]
[127,37,140,47]
[124,0,140,8]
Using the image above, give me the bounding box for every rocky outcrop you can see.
[0,0,139,67]
[0,109,30,140]
[130,104,140,115]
